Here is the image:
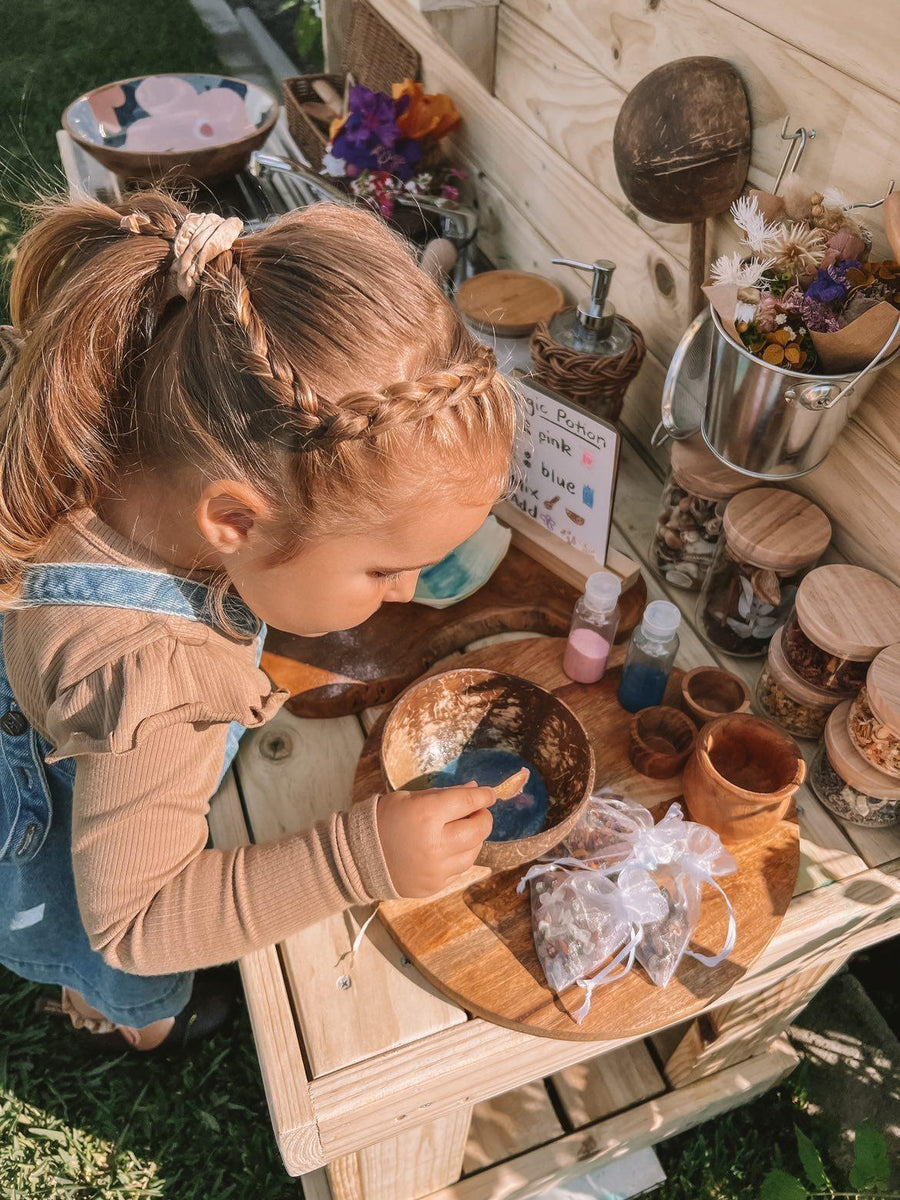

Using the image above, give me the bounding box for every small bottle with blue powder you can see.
[618,601,682,712]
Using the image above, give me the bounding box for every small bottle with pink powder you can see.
[563,571,622,684]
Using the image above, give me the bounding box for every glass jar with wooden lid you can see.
[810,702,900,827]
[848,643,900,778]
[755,626,840,740]
[650,435,754,592]
[697,488,832,658]
[781,565,900,695]
[457,270,564,375]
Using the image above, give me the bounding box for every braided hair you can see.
[0,190,517,600]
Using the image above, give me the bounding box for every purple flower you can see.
[798,294,842,333]
[805,268,846,305]
[330,86,424,181]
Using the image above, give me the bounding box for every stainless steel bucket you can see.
[703,307,900,479]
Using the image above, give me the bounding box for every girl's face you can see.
[215,490,496,636]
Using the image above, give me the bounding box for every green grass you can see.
[0,969,299,1198]
[656,1063,814,1199]
[0,0,226,314]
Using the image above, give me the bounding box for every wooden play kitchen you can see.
[56,6,900,1195]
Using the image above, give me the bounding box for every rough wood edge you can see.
[207,771,325,1176]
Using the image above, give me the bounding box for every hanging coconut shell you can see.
[613,56,751,223]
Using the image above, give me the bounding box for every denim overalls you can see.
[0,562,264,1027]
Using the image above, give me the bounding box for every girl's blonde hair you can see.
[0,190,516,604]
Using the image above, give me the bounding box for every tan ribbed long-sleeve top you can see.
[3,510,397,977]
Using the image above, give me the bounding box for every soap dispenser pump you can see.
[529,255,646,424]
[547,259,634,355]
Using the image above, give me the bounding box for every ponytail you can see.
[0,192,188,605]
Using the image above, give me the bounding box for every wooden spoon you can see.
[492,767,531,800]
[613,57,751,319]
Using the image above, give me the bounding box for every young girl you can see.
[0,190,516,1052]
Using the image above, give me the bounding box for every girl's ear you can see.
[196,480,272,556]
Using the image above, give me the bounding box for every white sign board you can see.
[508,378,620,566]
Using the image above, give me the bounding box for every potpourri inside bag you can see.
[520,794,738,1021]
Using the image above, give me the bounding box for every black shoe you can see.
[65,966,240,1057]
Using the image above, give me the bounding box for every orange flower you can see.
[329,112,349,140]
[392,79,461,141]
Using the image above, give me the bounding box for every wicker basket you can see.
[282,0,421,171]
[530,314,647,425]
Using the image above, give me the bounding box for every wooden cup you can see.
[683,713,805,843]
[680,666,751,726]
[628,706,697,779]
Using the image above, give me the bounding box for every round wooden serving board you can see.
[352,637,800,1041]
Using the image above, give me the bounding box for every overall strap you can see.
[20,563,261,639]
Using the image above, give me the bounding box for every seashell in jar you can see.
[666,567,696,588]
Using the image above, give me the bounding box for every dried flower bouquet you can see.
[705,179,900,373]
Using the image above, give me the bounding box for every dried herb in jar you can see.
[848,687,900,778]
[810,702,900,828]
[810,745,900,827]
[755,667,831,739]
[781,615,868,694]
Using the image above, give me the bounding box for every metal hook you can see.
[846,180,896,210]
[773,117,817,195]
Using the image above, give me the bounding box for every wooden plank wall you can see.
[365,0,900,584]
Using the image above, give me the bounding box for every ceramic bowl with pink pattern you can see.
[63,74,279,185]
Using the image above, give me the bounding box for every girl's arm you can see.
[69,719,396,976]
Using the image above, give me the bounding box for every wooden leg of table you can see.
[326,1107,473,1200]
[662,957,848,1088]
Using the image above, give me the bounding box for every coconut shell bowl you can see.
[63,74,279,186]
[380,668,596,871]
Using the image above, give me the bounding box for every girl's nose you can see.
[386,571,419,604]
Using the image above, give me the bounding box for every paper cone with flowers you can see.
[704,180,900,373]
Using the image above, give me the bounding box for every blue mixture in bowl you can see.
[431,748,549,841]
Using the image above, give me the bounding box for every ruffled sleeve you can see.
[43,622,288,761]
[34,620,398,976]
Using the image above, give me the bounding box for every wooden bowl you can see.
[683,713,805,843]
[62,73,279,185]
[381,668,595,870]
[681,666,751,726]
[629,706,696,779]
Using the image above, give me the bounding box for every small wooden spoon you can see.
[492,767,531,800]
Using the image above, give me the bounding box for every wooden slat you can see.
[367,0,691,363]
[794,419,900,589]
[327,1107,472,1200]
[551,1042,665,1128]
[207,772,323,1176]
[492,0,900,583]
[427,1038,798,1200]
[305,857,900,1161]
[492,6,690,267]
[710,0,900,104]
[237,710,466,1078]
[663,956,846,1088]
[501,0,900,207]
[426,7,498,90]
[463,1081,564,1173]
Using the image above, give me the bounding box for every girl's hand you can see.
[376,781,494,897]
